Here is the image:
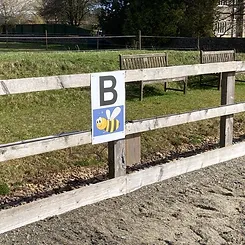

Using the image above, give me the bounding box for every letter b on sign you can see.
[99,75,118,106]
[91,71,125,144]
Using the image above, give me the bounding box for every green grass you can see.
[0,182,10,195]
[0,41,90,52]
[0,49,200,79]
[0,49,244,193]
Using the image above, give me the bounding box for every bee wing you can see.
[110,107,121,120]
[106,109,111,119]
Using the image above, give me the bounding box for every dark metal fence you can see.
[0,32,245,52]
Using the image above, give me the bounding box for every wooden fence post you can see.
[108,139,126,178]
[138,30,142,50]
[6,29,8,48]
[125,134,141,167]
[45,30,48,50]
[97,32,99,50]
[197,36,200,51]
[220,72,235,147]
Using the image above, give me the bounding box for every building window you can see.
[218,0,238,6]
[218,0,230,6]
[216,21,231,34]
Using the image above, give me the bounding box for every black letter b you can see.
[99,76,118,106]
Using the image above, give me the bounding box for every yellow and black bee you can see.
[96,107,121,133]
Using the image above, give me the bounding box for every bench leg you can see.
[183,77,188,94]
[200,75,203,87]
[164,82,167,92]
[218,73,222,90]
[139,81,144,101]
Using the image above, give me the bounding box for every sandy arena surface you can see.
[0,156,245,245]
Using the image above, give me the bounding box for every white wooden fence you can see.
[0,61,245,234]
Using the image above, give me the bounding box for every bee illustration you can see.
[96,107,121,133]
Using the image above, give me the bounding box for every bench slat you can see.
[200,50,236,90]
[201,50,235,64]
[120,55,168,70]
[119,53,187,100]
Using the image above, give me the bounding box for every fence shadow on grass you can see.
[125,78,212,100]
[126,83,165,100]
[187,76,220,90]
[187,75,245,90]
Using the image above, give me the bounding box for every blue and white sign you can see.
[91,71,125,144]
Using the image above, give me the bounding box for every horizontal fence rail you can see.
[0,74,91,95]
[126,102,245,134]
[0,61,243,95]
[0,61,245,234]
[1,140,245,234]
[0,102,245,163]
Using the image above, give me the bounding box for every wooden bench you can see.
[119,53,188,100]
[200,50,236,90]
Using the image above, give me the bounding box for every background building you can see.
[215,0,245,37]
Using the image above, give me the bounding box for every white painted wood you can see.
[1,140,245,234]
[220,72,235,147]
[0,61,245,95]
[125,61,245,83]
[0,131,91,162]
[126,102,245,134]
[0,73,90,95]
[0,103,245,162]
[201,50,235,55]
[0,177,127,234]
[127,141,245,192]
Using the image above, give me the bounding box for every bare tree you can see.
[0,0,37,25]
[40,0,97,26]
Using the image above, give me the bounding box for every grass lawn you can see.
[0,49,245,195]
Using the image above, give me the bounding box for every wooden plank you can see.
[124,61,245,83]
[0,131,91,162]
[126,102,245,135]
[125,134,141,167]
[0,103,244,163]
[2,140,245,234]
[0,73,91,95]
[220,72,235,147]
[108,139,126,178]
[120,53,168,60]
[0,61,244,95]
[120,53,168,70]
[0,176,127,234]
[201,50,235,62]
[127,141,245,193]
[201,50,235,56]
